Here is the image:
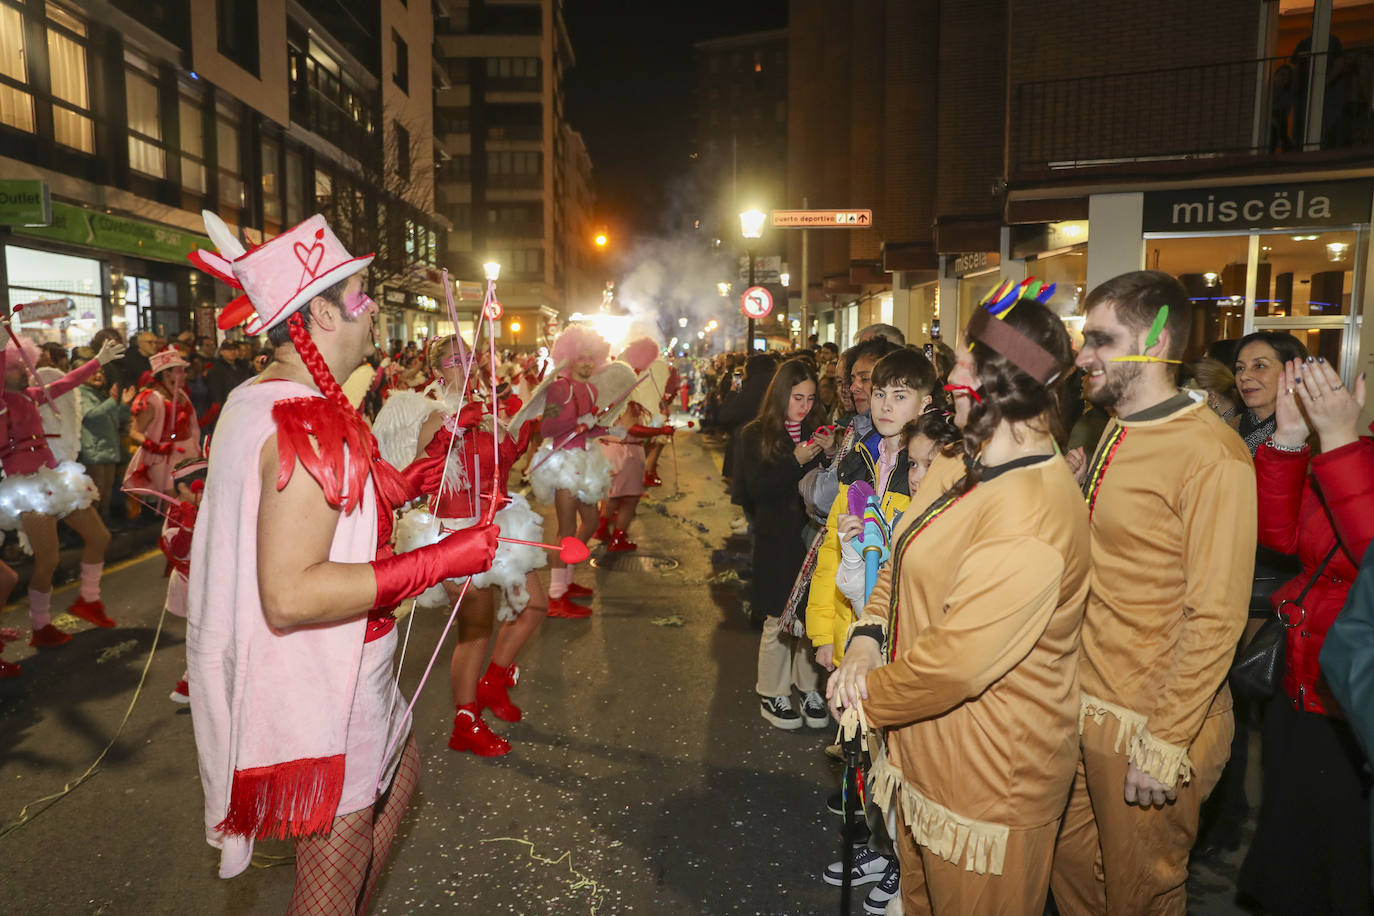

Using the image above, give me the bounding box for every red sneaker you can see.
[448,705,511,757]
[591,518,612,542]
[565,582,594,599]
[170,679,190,704]
[547,595,592,619]
[69,598,116,629]
[608,529,638,552]
[29,624,71,648]
[644,471,663,487]
[0,658,20,678]
[476,662,522,722]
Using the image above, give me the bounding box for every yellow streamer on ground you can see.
[480,836,606,915]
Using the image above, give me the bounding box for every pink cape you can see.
[186,379,408,878]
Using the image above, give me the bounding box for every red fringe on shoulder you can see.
[272,397,372,514]
[216,754,346,840]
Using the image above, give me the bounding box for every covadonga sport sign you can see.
[1142,180,1373,233]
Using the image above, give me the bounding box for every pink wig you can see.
[3,332,41,374]
[618,336,660,373]
[551,324,609,374]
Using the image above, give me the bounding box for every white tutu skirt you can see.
[0,461,98,537]
[394,492,549,621]
[528,442,612,505]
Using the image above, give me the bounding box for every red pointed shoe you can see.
[448,705,511,757]
[607,529,638,553]
[591,518,612,542]
[565,582,594,599]
[0,658,20,678]
[29,624,71,648]
[547,595,592,619]
[476,662,522,722]
[69,598,116,629]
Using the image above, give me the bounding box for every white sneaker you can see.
[863,859,900,914]
[823,845,891,886]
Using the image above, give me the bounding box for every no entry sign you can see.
[740,285,773,319]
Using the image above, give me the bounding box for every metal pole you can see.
[800,195,809,345]
[747,249,756,352]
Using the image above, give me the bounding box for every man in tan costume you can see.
[1051,271,1256,914]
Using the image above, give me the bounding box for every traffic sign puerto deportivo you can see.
[771,209,872,228]
[740,285,773,319]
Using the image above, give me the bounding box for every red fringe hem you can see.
[215,754,346,840]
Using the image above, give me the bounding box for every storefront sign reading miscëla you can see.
[1142,180,1374,233]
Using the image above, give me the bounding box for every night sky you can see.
[563,1,788,241]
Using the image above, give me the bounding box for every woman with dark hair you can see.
[733,357,829,730]
[1233,329,1309,455]
[829,290,1090,913]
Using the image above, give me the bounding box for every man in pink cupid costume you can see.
[185,210,498,914]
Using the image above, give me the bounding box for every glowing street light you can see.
[510,320,522,333]
[483,261,501,281]
[717,281,731,297]
[678,317,688,327]
[707,319,718,330]
[594,232,608,248]
[697,331,705,339]
[739,208,766,240]
[780,272,790,287]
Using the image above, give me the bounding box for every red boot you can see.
[476,661,522,722]
[29,624,71,648]
[547,595,592,619]
[69,598,116,629]
[644,470,663,487]
[448,704,511,757]
[608,529,638,552]
[591,517,612,542]
[565,582,594,599]
[0,657,20,678]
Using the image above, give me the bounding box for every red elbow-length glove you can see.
[369,523,499,610]
[628,425,673,438]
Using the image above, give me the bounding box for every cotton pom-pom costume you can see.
[374,333,545,756]
[524,324,616,619]
[181,210,496,904]
[124,347,202,497]
[0,327,126,649]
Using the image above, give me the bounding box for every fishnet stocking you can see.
[360,737,421,911]
[287,737,420,915]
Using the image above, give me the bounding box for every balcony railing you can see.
[1013,49,1373,174]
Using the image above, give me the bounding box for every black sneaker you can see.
[823,845,892,886]
[863,858,900,913]
[827,789,845,816]
[760,695,802,730]
[801,690,830,728]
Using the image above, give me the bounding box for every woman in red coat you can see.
[1239,356,1374,914]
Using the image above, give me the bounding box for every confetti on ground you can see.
[0,627,23,641]
[707,570,744,586]
[650,615,685,627]
[96,639,141,663]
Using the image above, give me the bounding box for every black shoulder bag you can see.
[1231,542,1341,700]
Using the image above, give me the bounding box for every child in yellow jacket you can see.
[808,348,938,669]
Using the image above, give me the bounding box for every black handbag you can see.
[1231,543,1340,700]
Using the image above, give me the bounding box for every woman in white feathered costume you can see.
[527,325,613,619]
[373,334,544,758]
[0,330,126,649]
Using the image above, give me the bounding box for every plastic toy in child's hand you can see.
[845,481,892,601]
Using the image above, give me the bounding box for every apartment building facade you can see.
[787,0,1373,418]
[434,0,596,349]
[0,0,446,348]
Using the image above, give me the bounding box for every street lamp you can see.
[739,207,765,352]
[717,281,730,297]
[594,232,608,248]
[678,316,688,327]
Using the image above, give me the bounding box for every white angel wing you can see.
[372,388,442,469]
[507,360,567,430]
[592,361,639,413]
[37,366,82,463]
[629,359,670,415]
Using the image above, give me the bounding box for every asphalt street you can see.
[0,430,1256,915]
